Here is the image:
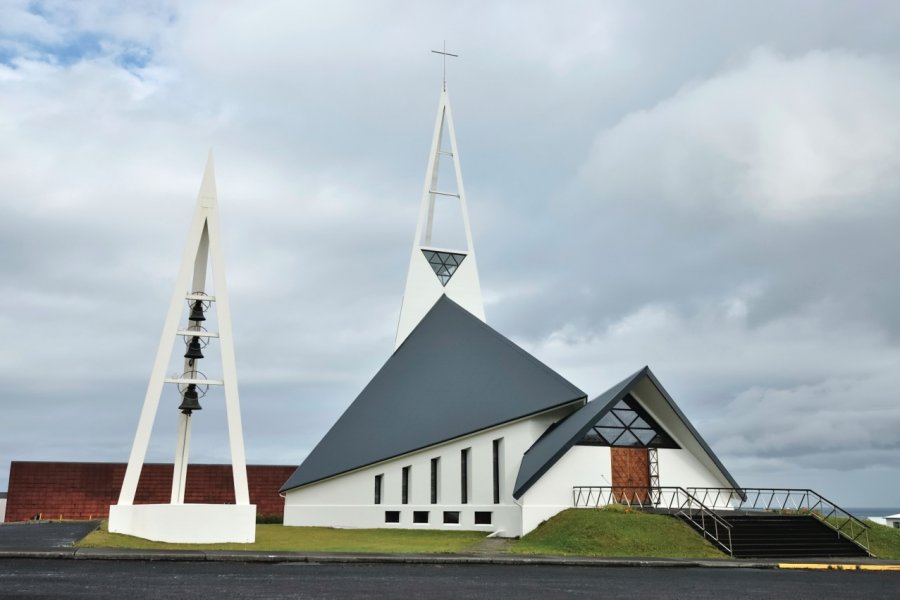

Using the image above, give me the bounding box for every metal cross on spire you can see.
[431,41,458,91]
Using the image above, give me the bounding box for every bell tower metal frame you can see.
[110,152,254,543]
[395,85,485,349]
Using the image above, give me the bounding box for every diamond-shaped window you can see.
[421,250,467,287]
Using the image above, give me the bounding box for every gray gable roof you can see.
[281,295,587,493]
[513,366,742,499]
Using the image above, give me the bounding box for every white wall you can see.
[0,497,6,523]
[656,449,728,493]
[284,405,575,537]
[520,445,611,535]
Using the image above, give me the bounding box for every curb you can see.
[0,548,776,568]
[1,548,898,570]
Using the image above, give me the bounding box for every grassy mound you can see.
[866,521,900,559]
[77,521,485,554]
[511,506,727,558]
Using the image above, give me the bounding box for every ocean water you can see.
[845,507,900,518]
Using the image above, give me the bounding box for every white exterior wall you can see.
[656,449,728,494]
[886,515,900,529]
[520,446,611,535]
[0,497,6,523]
[284,406,574,537]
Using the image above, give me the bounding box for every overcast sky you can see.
[1,1,899,508]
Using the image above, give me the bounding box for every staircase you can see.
[573,486,872,559]
[680,513,869,558]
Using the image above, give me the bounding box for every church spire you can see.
[395,85,485,349]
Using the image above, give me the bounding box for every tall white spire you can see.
[395,87,485,349]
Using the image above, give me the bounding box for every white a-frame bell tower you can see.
[395,84,485,349]
[109,152,256,543]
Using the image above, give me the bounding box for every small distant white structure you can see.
[0,492,7,523]
[109,152,256,543]
[886,513,900,529]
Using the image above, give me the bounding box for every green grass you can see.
[510,506,728,559]
[76,521,486,554]
[865,522,900,559]
[72,511,900,560]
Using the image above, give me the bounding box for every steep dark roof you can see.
[513,366,742,499]
[281,295,587,493]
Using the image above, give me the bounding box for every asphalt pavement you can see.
[0,521,100,550]
[0,558,897,599]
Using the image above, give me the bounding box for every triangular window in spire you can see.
[421,249,467,286]
[577,394,679,449]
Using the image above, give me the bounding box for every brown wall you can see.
[5,461,297,522]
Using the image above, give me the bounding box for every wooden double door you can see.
[611,447,651,503]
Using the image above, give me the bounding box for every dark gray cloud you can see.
[1,1,899,508]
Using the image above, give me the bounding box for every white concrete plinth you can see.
[109,504,257,543]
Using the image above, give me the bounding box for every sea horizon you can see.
[845,507,900,518]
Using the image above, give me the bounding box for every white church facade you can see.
[281,85,742,537]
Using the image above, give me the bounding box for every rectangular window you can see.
[402,466,410,505]
[385,511,400,523]
[460,448,471,504]
[430,457,440,504]
[413,511,429,524]
[443,511,460,524]
[374,474,383,505]
[492,438,503,504]
[474,511,492,525]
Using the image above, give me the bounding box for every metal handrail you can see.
[686,487,871,555]
[573,485,733,556]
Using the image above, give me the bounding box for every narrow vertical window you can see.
[374,474,383,505]
[402,466,410,505]
[492,438,503,504]
[430,457,440,504]
[461,447,470,504]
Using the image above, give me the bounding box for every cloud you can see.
[580,49,900,221]
[1,2,900,509]
[712,374,900,470]
[504,47,900,504]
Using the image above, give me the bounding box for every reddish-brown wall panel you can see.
[5,462,296,522]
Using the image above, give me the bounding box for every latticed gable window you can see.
[577,394,679,449]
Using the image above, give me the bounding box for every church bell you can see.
[188,299,206,322]
[178,383,202,414]
[184,336,204,360]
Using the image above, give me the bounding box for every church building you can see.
[280,85,741,537]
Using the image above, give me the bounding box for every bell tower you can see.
[109,151,256,543]
[395,83,485,349]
